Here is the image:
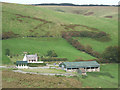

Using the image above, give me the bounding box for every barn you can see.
[59,61,100,73]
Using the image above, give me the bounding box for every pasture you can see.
[2,3,118,64]
[73,37,117,53]
[2,37,95,64]
[76,64,118,88]
[42,6,118,20]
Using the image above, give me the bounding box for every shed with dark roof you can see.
[16,61,28,66]
[59,61,100,72]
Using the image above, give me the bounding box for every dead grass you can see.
[2,70,82,88]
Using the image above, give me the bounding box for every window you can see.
[91,67,94,69]
[86,67,90,69]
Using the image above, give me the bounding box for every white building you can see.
[23,54,43,63]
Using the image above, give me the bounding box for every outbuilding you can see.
[59,61,100,73]
[16,61,28,69]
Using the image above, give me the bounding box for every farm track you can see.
[12,70,76,76]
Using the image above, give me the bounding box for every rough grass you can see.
[2,37,95,64]
[76,64,118,88]
[43,6,118,20]
[2,70,82,88]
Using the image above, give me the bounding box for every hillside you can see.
[39,6,118,20]
[2,2,118,64]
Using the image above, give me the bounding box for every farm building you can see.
[23,54,43,63]
[16,61,28,69]
[59,61,100,74]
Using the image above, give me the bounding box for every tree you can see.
[102,46,119,63]
[5,49,10,56]
[46,50,58,57]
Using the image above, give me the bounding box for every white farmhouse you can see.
[23,54,43,63]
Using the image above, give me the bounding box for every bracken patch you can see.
[2,70,82,88]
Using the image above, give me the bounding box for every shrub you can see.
[28,63,46,67]
[46,50,58,57]
[2,31,19,39]
[41,57,68,62]
[5,49,10,56]
[10,55,12,58]
[85,45,93,54]
[73,59,97,62]
[101,46,119,63]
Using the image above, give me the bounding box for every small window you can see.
[86,67,90,69]
[91,67,94,69]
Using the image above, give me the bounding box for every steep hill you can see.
[2,2,118,64]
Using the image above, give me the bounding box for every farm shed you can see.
[59,61,100,72]
[16,61,28,69]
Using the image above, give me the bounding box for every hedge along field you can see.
[2,37,96,64]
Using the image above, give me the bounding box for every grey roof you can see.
[16,61,28,64]
[60,61,100,68]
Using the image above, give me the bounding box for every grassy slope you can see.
[78,64,118,88]
[43,6,118,20]
[2,3,118,64]
[2,37,95,64]
[73,37,117,53]
[45,7,118,54]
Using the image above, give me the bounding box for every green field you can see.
[2,37,95,64]
[2,2,118,64]
[1,2,118,88]
[78,64,118,88]
[73,37,117,53]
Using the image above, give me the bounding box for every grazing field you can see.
[73,37,117,53]
[2,70,82,88]
[2,37,95,64]
[76,64,118,88]
[2,2,118,65]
